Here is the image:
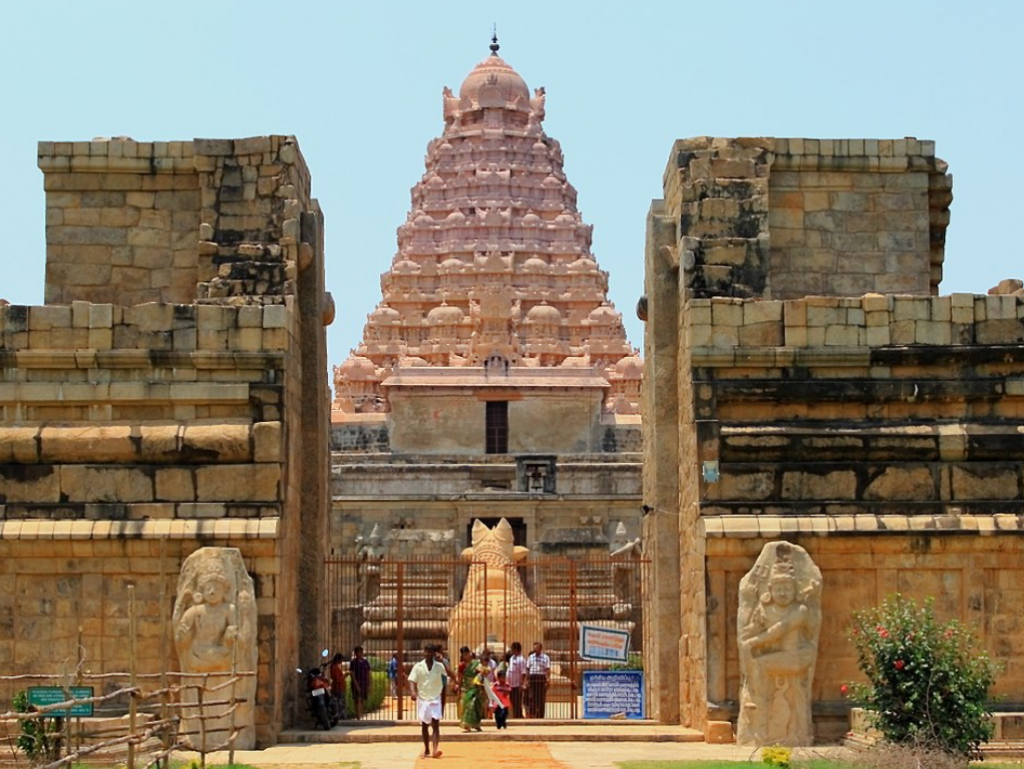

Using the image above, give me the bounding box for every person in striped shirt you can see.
[525,641,550,718]
[506,641,528,718]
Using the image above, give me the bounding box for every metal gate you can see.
[321,556,649,721]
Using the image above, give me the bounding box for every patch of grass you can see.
[615,761,852,769]
[615,761,1024,769]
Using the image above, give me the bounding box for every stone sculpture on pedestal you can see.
[173,547,257,750]
[736,541,822,747]
[448,518,543,655]
[609,521,642,613]
[357,523,386,603]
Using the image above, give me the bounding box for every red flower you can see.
[852,628,859,636]
[840,684,849,695]
[894,659,905,671]
[879,629,890,639]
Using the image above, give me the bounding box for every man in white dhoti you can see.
[408,644,453,758]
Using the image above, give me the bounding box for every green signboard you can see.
[26,687,94,717]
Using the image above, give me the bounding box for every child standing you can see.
[492,670,512,729]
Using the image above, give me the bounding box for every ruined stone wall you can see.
[664,137,951,302]
[1,136,330,746]
[40,141,201,305]
[645,137,1023,738]
[669,292,1023,735]
[0,302,296,742]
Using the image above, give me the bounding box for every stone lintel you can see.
[0,349,285,370]
[698,513,1024,538]
[0,518,279,540]
[691,346,871,367]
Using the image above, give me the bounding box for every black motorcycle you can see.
[298,649,342,729]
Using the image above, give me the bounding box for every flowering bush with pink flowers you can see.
[847,594,998,757]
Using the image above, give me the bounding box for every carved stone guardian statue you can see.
[736,541,822,746]
[173,548,257,750]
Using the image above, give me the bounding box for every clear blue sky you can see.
[1,1,1021,372]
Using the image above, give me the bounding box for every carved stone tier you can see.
[333,48,640,418]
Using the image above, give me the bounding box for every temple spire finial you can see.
[490,25,499,56]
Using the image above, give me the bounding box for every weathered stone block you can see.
[864,467,935,501]
[824,324,861,346]
[262,305,288,329]
[706,720,734,743]
[718,470,774,500]
[781,470,856,500]
[155,467,196,502]
[0,427,41,462]
[977,319,1024,345]
[195,464,281,502]
[253,421,282,463]
[865,325,891,346]
[40,426,133,463]
[0,465,62,503]
[743,301,783,325]
[739,321,784,347]
[711,300,743,327]
[951,466,1020,501]
[181,424,251,462]
[60,466,153,503]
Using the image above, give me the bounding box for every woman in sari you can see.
[458,646,484,732]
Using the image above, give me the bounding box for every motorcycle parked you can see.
[298,649,341,730]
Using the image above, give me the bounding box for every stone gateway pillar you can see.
[173,548,258,750]
[736,542,822,747]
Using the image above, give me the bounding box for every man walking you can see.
[507,641,527,718]
[408,643,452,759]
[526,641,551,718]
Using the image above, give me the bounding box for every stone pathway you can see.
[412,742,568,768]
[194,739,853,769]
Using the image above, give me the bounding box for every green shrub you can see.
[846,594,999,757]
[609,652,644,671]
[13,690,60,762]
[345,670,388,715]
[761,745,791,767]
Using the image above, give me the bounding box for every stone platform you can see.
[280,721,703,743]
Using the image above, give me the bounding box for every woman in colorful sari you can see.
[458,646,484,732]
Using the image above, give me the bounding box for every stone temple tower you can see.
[329,40,643,579]
[333,39,641,421]
[326,41,642,682]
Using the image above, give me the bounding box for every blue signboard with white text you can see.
[582,670,645,719]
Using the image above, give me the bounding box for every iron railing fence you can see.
[322,556,649,722]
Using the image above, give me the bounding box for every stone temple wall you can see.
[643,137,1024,740]
[662,137,951,302]
[0,136,331,746]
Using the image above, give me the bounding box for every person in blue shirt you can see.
[387,652,399,697]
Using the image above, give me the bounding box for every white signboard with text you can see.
[578,624,630,662]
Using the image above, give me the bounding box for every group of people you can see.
[321,640,554,759]
[407,641,551,760]
[327,645,372,719]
